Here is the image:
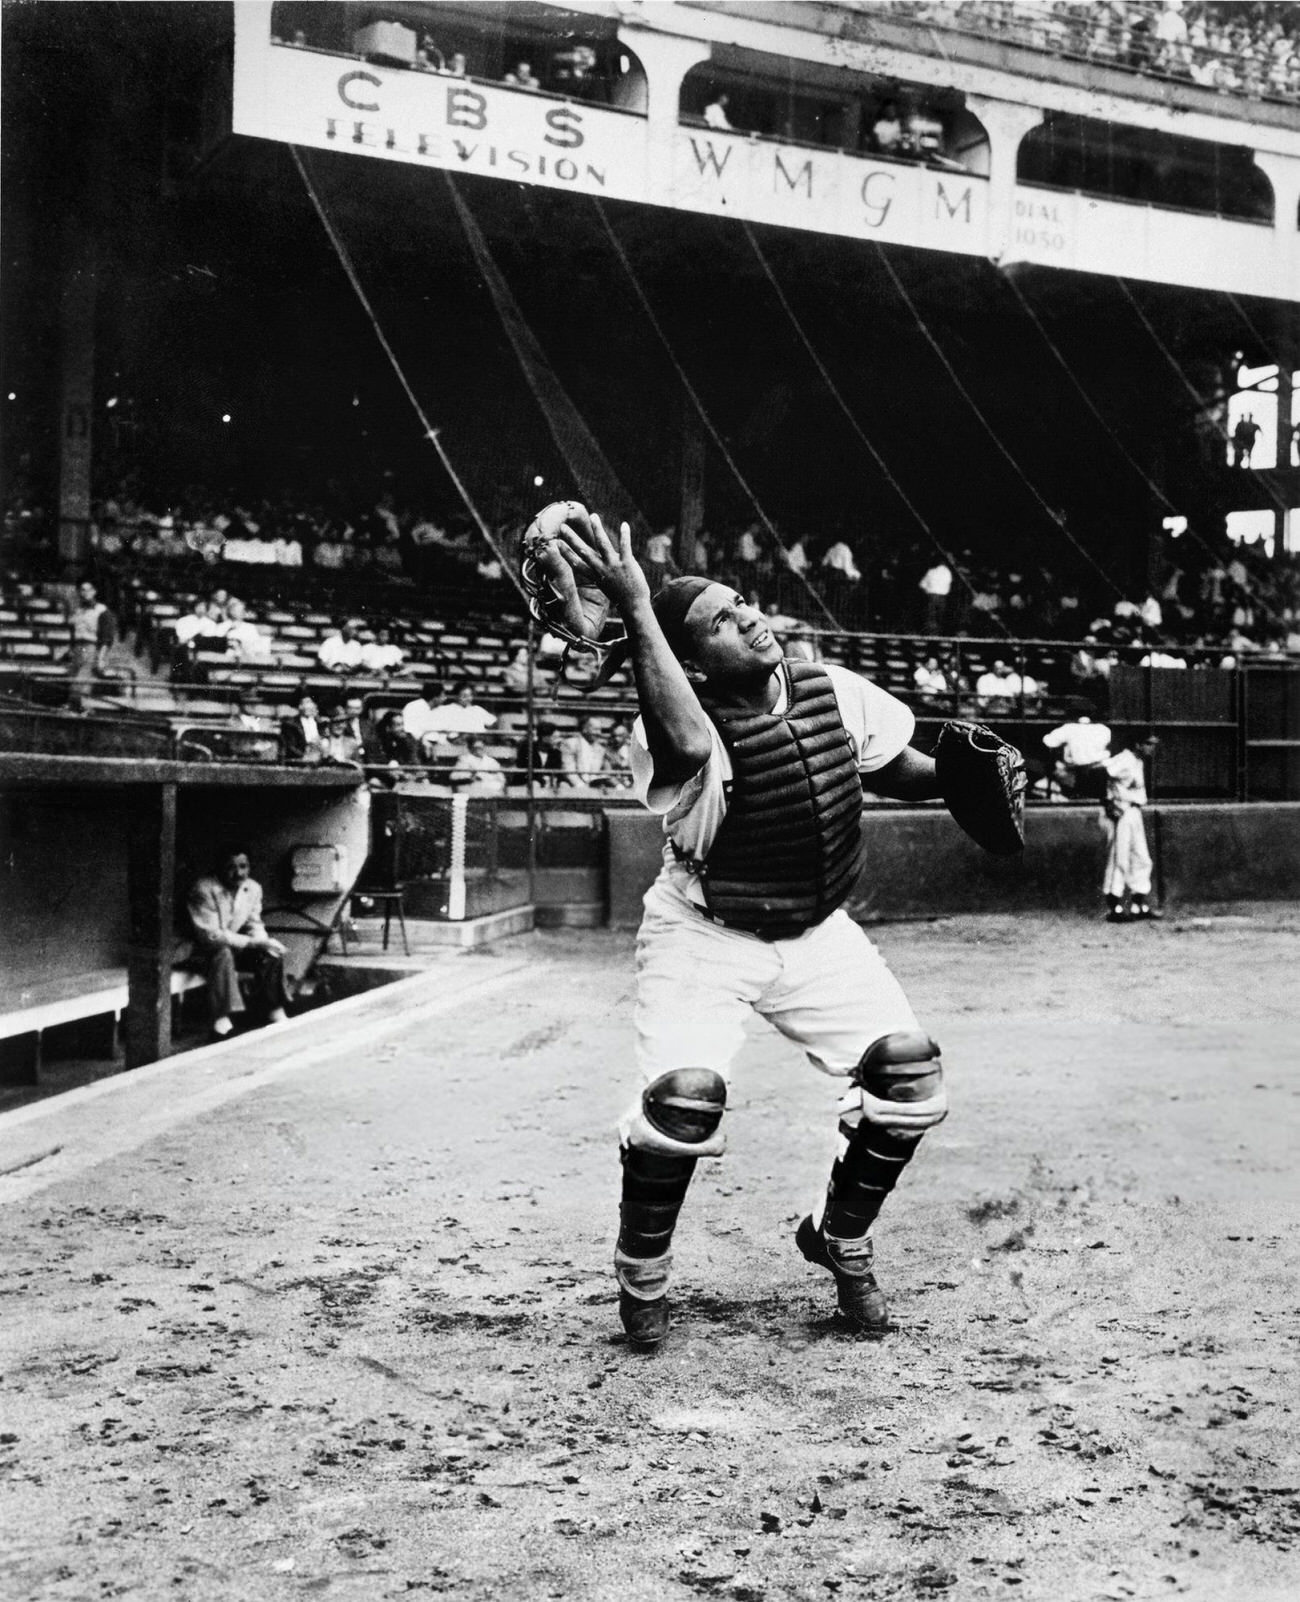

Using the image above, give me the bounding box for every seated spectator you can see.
[557,714,608,790]
[222,598,274,664]
[364,708,420,787]
[402,680,450,743]
[502,644,535,695]
[173,598,224,649]
[226,689,268,734]
[65,579,116,686]
[514,721,563,789]
[604,722,633,788]
[506,60,541,90]
[361,625,409,675]
[280,692,326,762]
[1042,713,1111,799]
[446,51,467,77]
[913,655,951,697]
[870,100,903,155]
[185,849,289,1041]
[703,93,732,130]
[318,619,366,673]
[437,681,497,737]
[451,734,507,796]
[328,694,368,763]
[415,33,444,71]
[975,659,1025,706]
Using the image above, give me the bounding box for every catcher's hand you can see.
[933,720,1026,856]
[520,500,613,652]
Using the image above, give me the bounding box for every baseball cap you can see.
[651,576,712,660]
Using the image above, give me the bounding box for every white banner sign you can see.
[233,28,648,199]
[232,13,988,253]
[231,9,1293,297]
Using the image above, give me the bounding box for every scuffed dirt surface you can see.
[1,910,1298,1601]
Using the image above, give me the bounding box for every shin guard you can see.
[821,1031,945,1243]
[616,1069,726,1298]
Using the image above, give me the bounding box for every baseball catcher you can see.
[528,504,1023,1349]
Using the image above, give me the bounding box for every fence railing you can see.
[2,638,1297,800]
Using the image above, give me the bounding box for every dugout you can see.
[0,756,368,1080]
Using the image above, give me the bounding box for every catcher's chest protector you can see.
[699,661,867,933]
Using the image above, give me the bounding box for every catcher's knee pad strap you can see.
[617,1071,726,1262]
[850,1030,948,1133]
[623,1069,728,1159]
[614,1245,673,1301]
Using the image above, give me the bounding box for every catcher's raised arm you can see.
[533,504,712,788]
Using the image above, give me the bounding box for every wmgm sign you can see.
[672,130,987,248]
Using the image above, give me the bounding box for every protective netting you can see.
[444,175,651,555]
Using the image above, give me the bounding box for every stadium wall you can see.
[604,803,1300,925]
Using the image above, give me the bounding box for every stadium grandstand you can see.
[3,0,1300,1091]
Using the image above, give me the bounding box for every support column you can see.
[57,221,97,573]
[1275,361,1293,555]
[124,782,176,1069]
[965,96,1044,266]
[678,394,705,566]
[1251,151,1300,304]
[619,26,711,209]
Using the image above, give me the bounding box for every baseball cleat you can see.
[796,1215,890,1332]
[619,1289,670,1350]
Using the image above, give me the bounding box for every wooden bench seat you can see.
[0,967,209,1084]
[0,967,208,1040]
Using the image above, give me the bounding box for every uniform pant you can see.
[1102,807,1153,898]
[200,944,289,1023]
[629,883,919,1102]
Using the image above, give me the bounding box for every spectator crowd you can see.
[901,1,1300,103]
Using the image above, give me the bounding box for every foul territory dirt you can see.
[1,910,1298,1601]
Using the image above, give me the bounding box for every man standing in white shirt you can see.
[918,561,953,634]
[544,518,979,1351]
[1042,714,1111,800]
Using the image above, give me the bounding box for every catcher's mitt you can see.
[519,500,620,656]
[933,720,1026,856]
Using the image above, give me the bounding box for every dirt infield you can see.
[1,909,1298,1601]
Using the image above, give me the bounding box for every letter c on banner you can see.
[861,170,895,228]
[338,70,382,112]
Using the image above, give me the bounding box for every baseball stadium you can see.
[1,2,1298,1597]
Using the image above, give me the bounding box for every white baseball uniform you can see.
[627,663,920,1092]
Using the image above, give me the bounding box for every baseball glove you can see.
[519,500,617,656]
[933,720,1027,856]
